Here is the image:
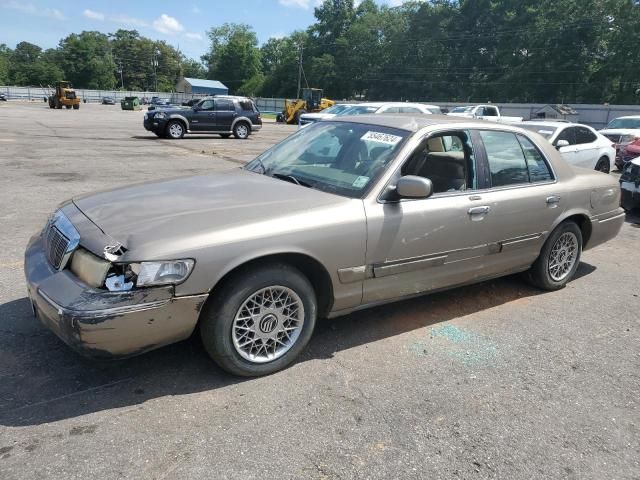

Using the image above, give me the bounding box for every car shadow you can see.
[0,263,596,427]
[624,209,640,225]
[130,135,236,140]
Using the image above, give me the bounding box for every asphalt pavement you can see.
[0,101,638,479]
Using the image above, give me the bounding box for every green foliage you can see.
[4,0,640,103]
[202,23,262,92]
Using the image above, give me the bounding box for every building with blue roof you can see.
[176,77,229,96]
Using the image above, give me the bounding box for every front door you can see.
[190,99,216,131]
[214,98,236,132]
[363,130,493,303]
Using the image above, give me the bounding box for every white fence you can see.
[2,85,639,128]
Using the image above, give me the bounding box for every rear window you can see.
[239,100,256,111]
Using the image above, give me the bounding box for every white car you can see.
[298,104,353,128]
[337,102,441,117]
[518,121,615,173]
[599,115,640,170]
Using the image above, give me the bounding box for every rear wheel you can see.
[233,121,250,139]
[166,120,185,139]
[595,156,610,173]
[294,109,306,125]
[199,264,317,376]
[73,104,79,110]
[526,221,582,291]
[65,105,71,109]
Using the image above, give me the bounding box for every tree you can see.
[9,42,63,86]
[202,23,262,94]
[58,31,115,89]
[181,57,206,78]
[0,44,11,84]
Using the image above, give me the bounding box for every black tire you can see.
[165,120,185,139]
[154,131,166,138]
[73,104,79,110]
[200,264,317,376]
[233,121,250,140]
[65,105,71,109]
[525,221,582,291]
[595,156,610,174]
[220,134,231,139]
[294,109,306,125]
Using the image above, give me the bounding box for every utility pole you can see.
[296,43,303,100]
[152,48,160,92]
[118,62,124,90]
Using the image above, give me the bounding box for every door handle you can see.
[546,195,561,204]
[468,206,491,215]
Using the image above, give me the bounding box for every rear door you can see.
[214,99,236,131]
[573,126,600,168]
[470,129,565,273]
[190,99,216,131]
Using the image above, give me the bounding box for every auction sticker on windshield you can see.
[352,176,370,188]
[361,131,403,145]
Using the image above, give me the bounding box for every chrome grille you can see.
[43,210,80,270]
[46,225,70,269]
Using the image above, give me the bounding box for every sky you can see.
[0,0,406,61]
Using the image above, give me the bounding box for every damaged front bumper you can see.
[620,181,640,211]
[24,233,208,359]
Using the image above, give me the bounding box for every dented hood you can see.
[72,169,349,258]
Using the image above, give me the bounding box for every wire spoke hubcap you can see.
[232,286,304,364]
[548,232,578,281]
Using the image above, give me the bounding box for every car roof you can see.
[331,114,491,132]
[611,115,640,120]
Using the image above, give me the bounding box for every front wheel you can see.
[233,121,250,139]
[595,156,610,173]
[73,104,79,110]
[526,221,582,291]
[165,120,185,139]
[200,264,317,376]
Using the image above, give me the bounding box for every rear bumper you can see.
[252,123,262,131]
[585,208,626,250]
[25,233,207,359]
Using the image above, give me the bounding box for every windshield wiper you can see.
[271,172,312,188]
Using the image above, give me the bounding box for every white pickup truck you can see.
[447,104,523,123]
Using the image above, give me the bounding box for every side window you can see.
[575,127,597,144]
[517,135,554,182]
[215,99,234,111]
[400,107,422,113]
[199,99,214,111]
[239,100,255,111]
[484,106,498,117]
[479,131,529,187]
[401,130,477,194]
[383,106,401,113]
[555,127,576,146]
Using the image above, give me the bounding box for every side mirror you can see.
[396,176,433,199]
[556,139,570,149]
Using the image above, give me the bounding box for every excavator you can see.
[48,81,80,109]
[278,88,334,124]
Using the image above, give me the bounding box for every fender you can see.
[231,116,253,130]
[166,113,190,129]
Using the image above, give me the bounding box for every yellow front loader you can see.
[48,81,80,110]
[279,88,335,124]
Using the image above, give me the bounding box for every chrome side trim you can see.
[499,233,544,252]
[373,255,447,278]
[597,211,626,224]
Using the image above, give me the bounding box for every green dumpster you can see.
[121,96,141,110]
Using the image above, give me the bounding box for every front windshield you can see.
[606,118,640,129]
[244,122,409,198]
[451,106,473,113]
[323,104,352,115]
[337,105,379,116]
[518,124,558,139]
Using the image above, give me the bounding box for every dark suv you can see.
[144,96,262,139]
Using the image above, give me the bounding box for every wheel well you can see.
[207,253,334,318]
[167,118,186,130]
[564,214,592,247]
[234,119,251,131]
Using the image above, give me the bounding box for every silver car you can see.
[25,115,625,376]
